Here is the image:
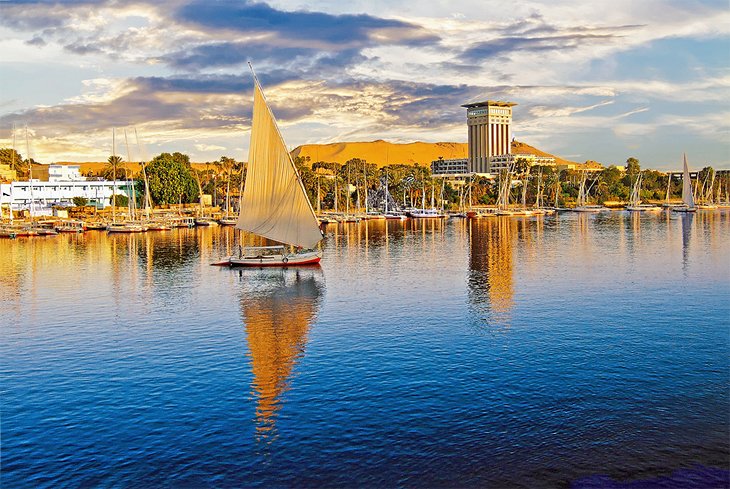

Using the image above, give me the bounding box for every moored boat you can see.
[56,220,86,233]
[215,64,323,268]
[672,154,697,213]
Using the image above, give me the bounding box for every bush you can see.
[111,194,129,207]
[72,196,89,207]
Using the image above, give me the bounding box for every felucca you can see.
[626,172,661,211]
[672,154,696,213]
[216,65,323,267]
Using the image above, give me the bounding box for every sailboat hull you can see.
[219,250,322,267]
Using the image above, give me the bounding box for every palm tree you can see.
[106,155,124,182]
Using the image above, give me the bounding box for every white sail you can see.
[682,153,695,209]
[236,80,322,249]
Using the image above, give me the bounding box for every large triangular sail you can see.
[681,153,695,208]
[236,77,323,249]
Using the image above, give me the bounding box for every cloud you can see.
[174,1,438,47]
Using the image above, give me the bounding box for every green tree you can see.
[145,152,199,205]
[111,194,129,207]
[625,157,640,180]
[72,196,89,207]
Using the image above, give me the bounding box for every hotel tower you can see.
[462,100,517,173]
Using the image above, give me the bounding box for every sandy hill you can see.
[292,139,581,168]
[53,162,211,174]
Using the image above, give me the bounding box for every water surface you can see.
[2,211,729,487]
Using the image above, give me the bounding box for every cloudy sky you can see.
[0,0,728,169]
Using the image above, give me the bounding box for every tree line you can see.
[2,148,727,209]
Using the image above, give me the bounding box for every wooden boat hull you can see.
[215,251,322,267]
[626,205,662,212]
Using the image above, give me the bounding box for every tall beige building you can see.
[462,100,516,173]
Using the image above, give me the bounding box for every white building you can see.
[0,179,134,215]
[48,164,85,182]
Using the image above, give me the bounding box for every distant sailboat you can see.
[217,64,323,267]
[672,154,696,213]
[626,172,661,211]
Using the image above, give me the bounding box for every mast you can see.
[237,63,322,248]
[225,160,232,217]
[316,175,321,214]
[347,164,351,215]
[112,128,117,224]
[665,172,672,204]
[363,161,368,214]
[681,153,695,209]
[25,125,34,220]
[384,172,389,214]
[134,128,152,220]
[334,175,338,213]
[124,129,136,221]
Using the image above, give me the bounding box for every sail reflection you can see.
[680,212,694,273]
[238,267,324,442]
[468,218,515,327]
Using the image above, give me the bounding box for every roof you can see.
[461,100,517,108]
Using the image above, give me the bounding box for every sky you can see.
[0,0,728,169]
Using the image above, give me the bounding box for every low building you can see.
[48,164,85,182]
[431,158,468,175]
[0,179,134,214]
[488,153,556,172]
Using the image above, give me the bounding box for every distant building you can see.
[0,179,133,214]
[488,153,556,172]
[48,164,85,182]
[462,100,516,173]
[430,158,468,175]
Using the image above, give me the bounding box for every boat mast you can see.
[665,172,672,204]
[384,172,389,214]
[363,161,368,214]
[25,125,34,220]
[316,174,321,214]
[112,128,117,224]
[124,129,136,221]
[134,128,152,220]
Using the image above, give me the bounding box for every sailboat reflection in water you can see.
[239,267,324,441]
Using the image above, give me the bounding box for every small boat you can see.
[410,208,446,218]
[146,221,171,231]
[33,227,59,236]
[672,154,697,213]
[56,220,86,233]
[195,217,218,226]
[626,172,661,211]
[0,228,17,239]
[215,64,323,268]
[572,205,605,213]
[696,203,718,210]
[169,216,196,228]
[384,213,407,220]
[85,221,108,230]
[218,217,237,226]
[107,222,146,233]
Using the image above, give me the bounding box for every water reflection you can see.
[680,213,694,273]
[238,267,325,442]
[468,217,516,328]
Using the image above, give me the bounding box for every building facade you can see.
[462,100,516,174]
[0,179,133,214]
[488,153,556,172]
[430,158,468,175]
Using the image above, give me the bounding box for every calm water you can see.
[1,212,729,488]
